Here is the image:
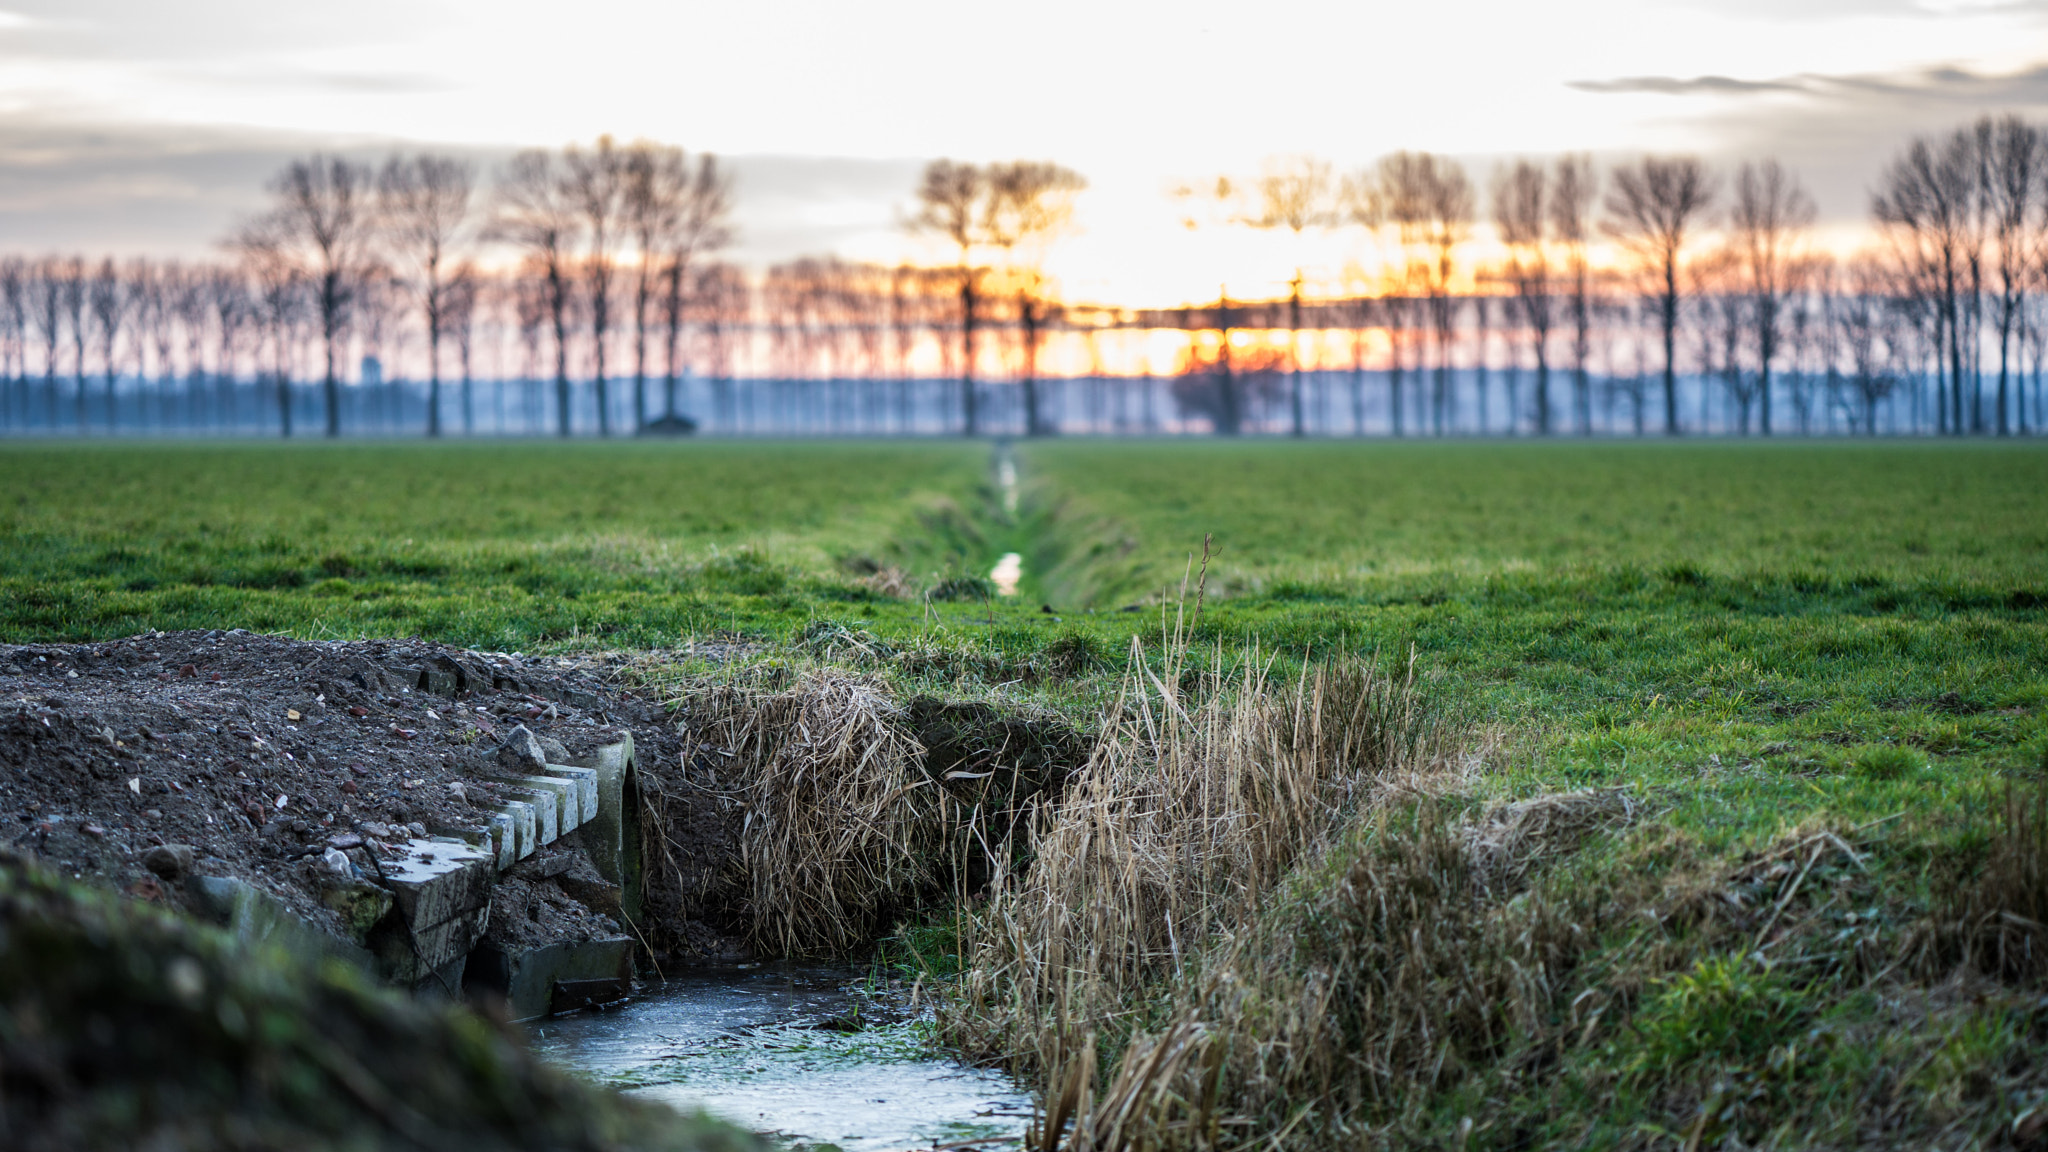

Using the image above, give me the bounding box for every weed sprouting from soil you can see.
[1917,780,2048,983]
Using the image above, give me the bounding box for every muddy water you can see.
[531,963,1033,1152]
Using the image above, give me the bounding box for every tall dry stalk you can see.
[678,670,942,956]
[942,637,1441,1083]
[942,628,1666,1152]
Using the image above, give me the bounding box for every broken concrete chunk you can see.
[496,724,549,774]
[318,880,395,944]
[493,800,537,861]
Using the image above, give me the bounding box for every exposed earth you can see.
[0,629,723,969]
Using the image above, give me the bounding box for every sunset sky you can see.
[0,0,2043,305]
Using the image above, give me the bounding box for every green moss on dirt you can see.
[0,850,757,1151]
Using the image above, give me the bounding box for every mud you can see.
[0,629,723,961]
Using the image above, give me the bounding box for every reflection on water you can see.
[531,963,1033,1152]
[997,455,1019,516]
[990,553,1023,597]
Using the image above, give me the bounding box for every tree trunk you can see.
[958,269,978,437]
[1661,258,1680,436]
[1288,274,1305,438]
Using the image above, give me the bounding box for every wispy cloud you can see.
[1570,60,2048,103]
[1570,75,1807,95]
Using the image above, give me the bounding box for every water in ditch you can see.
[531,962,1034,1152]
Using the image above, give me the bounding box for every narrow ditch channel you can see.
[534,963,1032,1151]
[540,443,1053,1145]
[989,443,1024,599]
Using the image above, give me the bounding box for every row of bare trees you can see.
[0,241,1985,439]
[221,138,735,438]
[0,117,2042,438]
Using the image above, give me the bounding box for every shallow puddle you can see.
[531,963,1033,1152]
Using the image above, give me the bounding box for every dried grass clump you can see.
[674,669,941,957]
[942,639,1444,1084]
[1917,782,2048,982]
[1027,803,1635,1152]
[939,634,1681,1152]
[1465,786,1649,897]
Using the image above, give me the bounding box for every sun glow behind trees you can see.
[0,115,2046,439]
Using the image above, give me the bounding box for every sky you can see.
[0,0,2044,306]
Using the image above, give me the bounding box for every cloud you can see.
[1568,60,2048,224]
[1571,60,2048,103]
[1570,75,1807,95]
[0,114,927,264]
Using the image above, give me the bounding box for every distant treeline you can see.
[0,116,2041,439]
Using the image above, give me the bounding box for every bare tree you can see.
[689,262,749,431]
[26,259,65,427]
[138,261,179,425]
[58,257,87,431]
[1236,156,1336,436]
[443,265,479,434]
[85,258,132,431]
[233,221,310,437]
[242,155,376,437]
[206,267,256,431]
[1550,155,1599,434]
[1363,153,1470,434]
[0,258,23,428]
[563,136,626,436]
[911,159,988,435]
[1982,116,2041,436]
[1493,159,1554,434]
[1873,130,1977,436]
[492,149,580,436]
[622,142,683,431]
[986,160,1086,436]
[651,151,733,427]
[1729,159,1816,436]
[1605,155,1717,435]
[379,153,474,437]
[1836,254,1904,434]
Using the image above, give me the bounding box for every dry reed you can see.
[942,632,1669,1152]
[675,669,942,956]
[940,634,1444,1110]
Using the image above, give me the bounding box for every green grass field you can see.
[1018,439,2048,783]
[7,436,2048,1146]
[6,437,2043,780]
[0,439,987,649]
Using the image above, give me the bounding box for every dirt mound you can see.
[0,629,688,956]
[0,849,756,1152]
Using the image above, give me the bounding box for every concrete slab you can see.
[462,936,633,1021]
[537,763,598,823]
[189,874,373,970]
[481,774,574,838]
[371,907,488,987]
[572,737,641,922]
[378,837,495,928]
[486,783,556,846]
[493,800,536,860]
